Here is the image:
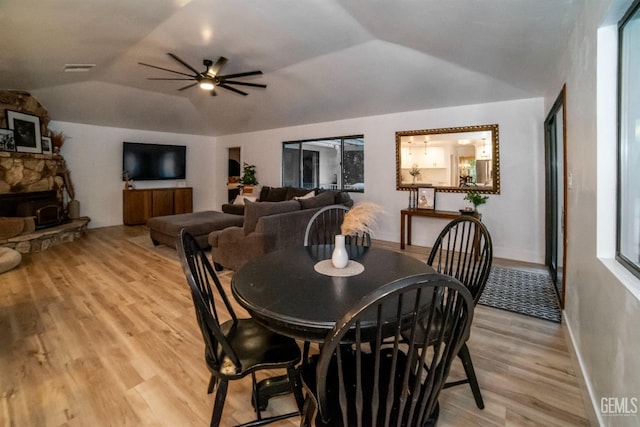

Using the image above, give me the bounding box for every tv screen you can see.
[123,142,186,181]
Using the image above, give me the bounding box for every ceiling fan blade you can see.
[218,70,263,79]
[167,53,201,76]
[138,62,194,77]
[146,77,195,81]
[222,80,267,88]
[219,84,248,96]
[209,56,228,76]
[178,82,198,91]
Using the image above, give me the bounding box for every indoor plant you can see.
[238,163,258,194]
[464,189,489,211]
[238,163,258,185]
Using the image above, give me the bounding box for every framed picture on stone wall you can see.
[6,110,42,153]
[0,128,16,152]
[41,136,53,155]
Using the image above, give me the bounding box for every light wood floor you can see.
[0,226,590,426]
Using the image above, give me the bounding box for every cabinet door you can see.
[123,190,152,225]
[174,188,193,214]
[152,189,174,217]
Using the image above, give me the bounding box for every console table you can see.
[400,208,476,249]
[123,187,192,225]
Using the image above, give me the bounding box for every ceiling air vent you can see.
[64,64,96,72]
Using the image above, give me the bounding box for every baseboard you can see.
[562,314,602,426]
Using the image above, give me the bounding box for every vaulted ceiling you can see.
[0,0,581,136]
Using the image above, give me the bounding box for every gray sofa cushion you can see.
[209,206,321,271]
[147,211,244,248]
[286,187,313,200]
[222,186,352,216]
[221,203,245,215]
[263,187,289,202]
[298,190,336,210]
[243,200,300,235]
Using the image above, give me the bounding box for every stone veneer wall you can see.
[0,90,50,135]
[0,152,68,195]
[1,218,90,253]
[0,90,69,196]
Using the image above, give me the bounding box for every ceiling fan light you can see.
[200,80,215,90]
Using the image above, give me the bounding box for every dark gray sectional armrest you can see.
[221,203,245,215]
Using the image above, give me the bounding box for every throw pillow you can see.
[294,191,315,200]
[233,195,257,205]
[334,191,353,207]
[264,187,289,202]
[298,190,336,210]
[243,200,301,235]
[258,186,271,202]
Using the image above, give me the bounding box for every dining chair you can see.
[177,229,305,427]
[299,273,474,427]
[303,204,371,247]
[416,215,493,409]
[302,204,370,363]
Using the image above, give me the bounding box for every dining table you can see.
[231,244,434,343]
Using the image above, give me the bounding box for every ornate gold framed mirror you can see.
[396,123,500,194]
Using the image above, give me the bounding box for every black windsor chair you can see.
[412,215,493,409]
[303,204,371,247]
[299,273,475,427]
[302,204,371,363]
[177,230,305,427]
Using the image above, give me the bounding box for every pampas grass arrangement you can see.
[341,202,384,236]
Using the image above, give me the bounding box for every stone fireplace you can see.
[0,190,62,227]
[0,151,88,253]
[0,90,89,253]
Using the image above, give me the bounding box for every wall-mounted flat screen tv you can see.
[123,142,186,180]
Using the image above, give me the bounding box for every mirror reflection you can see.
[396,124,500,193]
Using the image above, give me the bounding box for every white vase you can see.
[331,235,349,269]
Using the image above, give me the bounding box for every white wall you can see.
[217,97,545,263]
[545,0,640,424]
[50,121,217,228]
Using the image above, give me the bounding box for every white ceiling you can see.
[0,0,581,137]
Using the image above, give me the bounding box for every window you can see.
[617,0,640,278]
[282,135,364,192]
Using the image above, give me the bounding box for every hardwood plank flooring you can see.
[0,226,590,426]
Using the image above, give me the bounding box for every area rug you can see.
[478,266,561,323]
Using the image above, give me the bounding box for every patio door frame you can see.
[544,85,568,308]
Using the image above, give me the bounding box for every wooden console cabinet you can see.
[123,187,193,225]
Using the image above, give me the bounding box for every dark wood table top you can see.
[232,245,433,342]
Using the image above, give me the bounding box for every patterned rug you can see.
[479,266,561,323]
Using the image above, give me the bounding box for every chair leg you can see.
[302,341,310,365]
[207,374,217,394]
[458,343,484,409]
[287,367,305,413]
[251,373,263,420]
[210,379,229,427]
[300,395,316,427]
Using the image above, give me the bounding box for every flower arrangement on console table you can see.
[332,202,383,269]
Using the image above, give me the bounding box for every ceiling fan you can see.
[138,53,266,96]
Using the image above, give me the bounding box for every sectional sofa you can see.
[210,186,352,270]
